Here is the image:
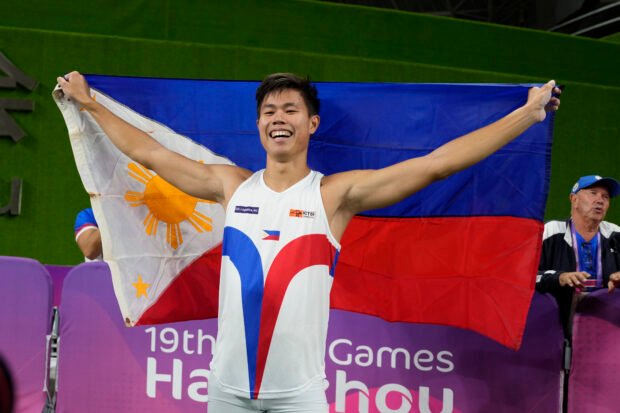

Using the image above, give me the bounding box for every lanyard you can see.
[570,220,602,288]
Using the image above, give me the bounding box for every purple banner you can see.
[325,294,563,413]
[55,262,563,412]
[56,262,215,412]
[45,264,72,306]
[0,256,52,413]
[569,289,620,413]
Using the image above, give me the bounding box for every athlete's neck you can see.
[263,158,311,192]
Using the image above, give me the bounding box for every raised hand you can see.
[526,80,561,123]
[56,71,94,107]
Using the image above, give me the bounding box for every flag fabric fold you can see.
[54,77,554,349]
[53,85,232,326]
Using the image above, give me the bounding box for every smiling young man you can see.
[537,175,620,337]
[58,72,560,412]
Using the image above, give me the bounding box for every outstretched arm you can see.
[57,71,250,204]
[327,81,560,216]
[323,81,560,239]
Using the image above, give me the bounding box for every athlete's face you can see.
[256,89,320,161]
[571,185,611,223]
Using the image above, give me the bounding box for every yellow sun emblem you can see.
[124,162,215,249]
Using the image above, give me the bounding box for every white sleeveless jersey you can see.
[209,170,341,399]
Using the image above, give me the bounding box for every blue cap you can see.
[571,175,620,198]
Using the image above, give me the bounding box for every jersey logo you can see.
[262,230,280,241]
[289,209,315,218]
[235,205,259,214]
[222,226,337,399]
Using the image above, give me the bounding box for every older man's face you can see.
[571,184,611,223]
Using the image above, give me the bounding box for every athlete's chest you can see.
[227,186,324,245]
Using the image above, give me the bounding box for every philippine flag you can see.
[54,76,553,350]
[262,230,281,241]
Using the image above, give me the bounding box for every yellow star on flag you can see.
[132,274,151,298]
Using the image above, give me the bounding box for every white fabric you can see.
[53,86,233,325]
[208,371,328,413]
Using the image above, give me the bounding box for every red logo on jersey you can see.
[289,209,315,218]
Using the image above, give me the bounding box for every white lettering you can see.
[413,350,434,372]
[376,383,413,413]
[377,346,411,369]
[335,370,369,413]
[436,351,454,373]
[329,337,453,373]
[183,331,195,355]
[329,338,353,366]
[160,328,179,353]
[145,327,156,352]
[196,329,216,355]
[187,368,209,402]
[333,370,454,413]
[146,357,182,400]
[144,327,217,355]
[354,345,373,367]
[419,386,454,413]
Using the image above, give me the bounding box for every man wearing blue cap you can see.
[537,175,620,335]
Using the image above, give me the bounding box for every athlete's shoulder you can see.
[321,169,368,191]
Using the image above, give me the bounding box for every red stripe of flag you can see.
[331,215,542,350]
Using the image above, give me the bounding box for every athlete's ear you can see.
[309,114,320,134]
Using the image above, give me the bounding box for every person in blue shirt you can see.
[74,207,102,261]
[537,175,620,336]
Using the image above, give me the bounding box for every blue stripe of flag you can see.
[86,75,552,221]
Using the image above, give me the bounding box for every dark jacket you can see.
[536,219,620,336]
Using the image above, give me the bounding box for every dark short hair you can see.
[255,73,320,116]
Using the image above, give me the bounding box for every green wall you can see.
[604,32,620,44]
[1,0,619,264]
